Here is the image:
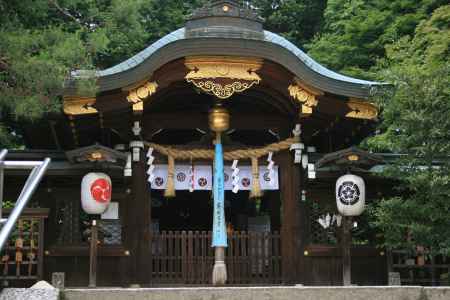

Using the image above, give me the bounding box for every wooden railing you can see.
[151,231,282,285]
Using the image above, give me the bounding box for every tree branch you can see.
[0,57,8,72]
[48,0,82,26]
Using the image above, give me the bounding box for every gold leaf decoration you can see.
[288,84,319,108]
[190,80,259,99]
[63,97,98,116]
[185,56,262,99]
[126,81,158,104]
[346,99,378,120]
[288,78,323,116]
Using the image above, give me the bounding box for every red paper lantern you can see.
[81,173,112,214]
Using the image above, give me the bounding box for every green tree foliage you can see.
[252,0,327,47]
[0,0,207,147]
[307,0,448,78]
[0,0,328,148]
[367,5,450,255]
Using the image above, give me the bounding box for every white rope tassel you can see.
[146,148,155,183]
[266,152,274,186]
[212,247,227,285]
[188,163,195,193]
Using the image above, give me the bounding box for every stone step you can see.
[61,286,450,300]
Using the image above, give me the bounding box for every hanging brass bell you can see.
[209,106,230,133]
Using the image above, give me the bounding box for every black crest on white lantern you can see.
[336,174,365,216]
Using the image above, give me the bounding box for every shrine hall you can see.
[1,0,412,288]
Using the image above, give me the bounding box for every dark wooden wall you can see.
[302,247,387,285]
[4,161,389,287]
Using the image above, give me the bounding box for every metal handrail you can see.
[0,149,51,252]
[0,150,7,220]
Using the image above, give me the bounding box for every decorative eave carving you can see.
[66,144,128,164]
[288,78,322,115]
[63,97,97,116]
[346,98,378,120]
[185,56,262,99]
[315,147,384,170]
[125,81,158,112]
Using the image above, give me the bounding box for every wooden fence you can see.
[151,231,282,285]
[0,209,48,285]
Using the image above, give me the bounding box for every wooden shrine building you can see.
[3,0,428,288]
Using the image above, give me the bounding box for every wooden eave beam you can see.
[143,112,289,133]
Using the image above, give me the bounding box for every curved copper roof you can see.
[70,2,388,99]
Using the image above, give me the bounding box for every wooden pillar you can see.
[278,150,301,284]
[268,191,280,231]
[297,164,308,283]
[342,216,352,286]
[124,111,152,286]
[88,220,98,288]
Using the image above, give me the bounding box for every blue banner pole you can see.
[212,139,227,247]
[212,133,227,285]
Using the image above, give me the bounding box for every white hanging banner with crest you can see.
[229,166,279,191]
[193,165,213,190]
[150,165,212,191]
[150,164,279,191]
[150,165,169,190]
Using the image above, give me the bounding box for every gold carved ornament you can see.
[185,56,263,99]
[126,81,158,112]
[63,97,98,116]
[346,99,378,120]
[288,78,322,115]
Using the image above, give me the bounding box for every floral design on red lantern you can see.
[81,173,112,215]
[90,178,111,203]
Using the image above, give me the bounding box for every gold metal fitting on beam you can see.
[90,152,103,161]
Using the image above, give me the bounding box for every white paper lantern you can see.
[336,174,365,216]
[81,173,112,214]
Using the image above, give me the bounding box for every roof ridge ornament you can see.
[189,1,262,23]
[186,0,264,39]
